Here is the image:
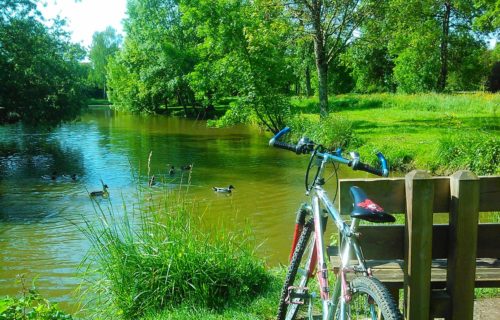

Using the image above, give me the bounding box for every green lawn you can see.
[291,93,499,175]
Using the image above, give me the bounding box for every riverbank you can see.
[290,93,499,175]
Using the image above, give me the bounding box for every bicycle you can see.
[270,127,402,320]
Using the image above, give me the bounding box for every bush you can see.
[81,188,271,319]
[0,276,72,320]
[287,114,357,150]
[436,132,499,175]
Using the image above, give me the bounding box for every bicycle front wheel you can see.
[276,219,316,320]
[339,276,402,320]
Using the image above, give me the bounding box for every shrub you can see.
[0,276,72,320]
[81,188,271,319]
[436,132,499,175]
[287,114,356,150]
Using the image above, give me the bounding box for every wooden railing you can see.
[337,170,500,320]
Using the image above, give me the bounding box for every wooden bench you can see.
[329,170,500,320]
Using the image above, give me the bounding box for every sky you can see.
[38,0,128,48]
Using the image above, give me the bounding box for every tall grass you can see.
[80,182,271,319]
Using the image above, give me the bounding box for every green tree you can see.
[88,26,122,98]
[387,0,494,92]
[107,0,199,115]
[184,0,295,132]
[0,2,87,125]
[283,0,376,116]
[342,2,395,93]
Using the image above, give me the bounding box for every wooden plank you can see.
[328,256,500,287]
[447,170,480,320]
[432,177,451,213]
[338,175,499,216]
[477,224,500,257]
[356,225,404,260]
[355,223,500,260]
[404,170,434,320]
[338,177,450,214]
[429,290,451,319]
[479,176,500,212]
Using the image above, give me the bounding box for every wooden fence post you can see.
[447,170,479,320]
[404,170,434,320]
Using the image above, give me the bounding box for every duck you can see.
[62,173,78,181]
[181,164,192,171]
[42,171,58,180]
[168,166,175,176]
[148,175,156,187]
[90,180,109,197]
[212,185,235,193]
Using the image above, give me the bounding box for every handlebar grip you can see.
[351,152,389,177]
[355,161,385,177]
[269,127,291,147]
[273,140,298,153]
[376,152,389,177]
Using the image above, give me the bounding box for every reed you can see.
[80,179,271,319]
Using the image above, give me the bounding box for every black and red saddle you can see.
[349,186,395,223]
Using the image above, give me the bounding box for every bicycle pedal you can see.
[286,286,310,305]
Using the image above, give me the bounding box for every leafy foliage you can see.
[88,27,122,97]
[0,2,88,125]
[0,276,72,320]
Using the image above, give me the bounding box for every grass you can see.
[79,177,277,319]
[290,93,499,175]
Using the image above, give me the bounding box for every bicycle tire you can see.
[276,219,315,320]
[338,276,402,320]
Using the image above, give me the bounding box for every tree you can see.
[107,0,199,115]
[387,0,494,92]
[88,27,122,98]
[0,2,87,125]
[283,0,375,116]
[341,2,395,93]
[184,0,296,132]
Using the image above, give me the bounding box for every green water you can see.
[0,106,370,311]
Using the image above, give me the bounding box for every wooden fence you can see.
[338,170,500,320]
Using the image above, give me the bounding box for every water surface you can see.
[0,107,365,311]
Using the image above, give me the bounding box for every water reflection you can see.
[0,106,361,311]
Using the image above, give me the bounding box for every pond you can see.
[0,106,366,311]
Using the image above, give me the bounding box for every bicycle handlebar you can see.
[269,127,389,177]
[269,127,312,154]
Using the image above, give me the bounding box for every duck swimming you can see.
[212,185,235,193]
[42,171,58,180]
[62,173,78,181]
[90,181,109,198]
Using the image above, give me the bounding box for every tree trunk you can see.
[438,1,451,92]
[312,1,328,117]
[314,43,329,117]
[305,65,312,97]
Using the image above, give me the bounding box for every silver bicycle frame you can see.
[307,155,369,320]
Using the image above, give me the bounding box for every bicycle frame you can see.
[304,153,371,320]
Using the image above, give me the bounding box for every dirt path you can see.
[474,298,500,319]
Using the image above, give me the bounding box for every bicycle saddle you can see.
[349,186,395,223]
